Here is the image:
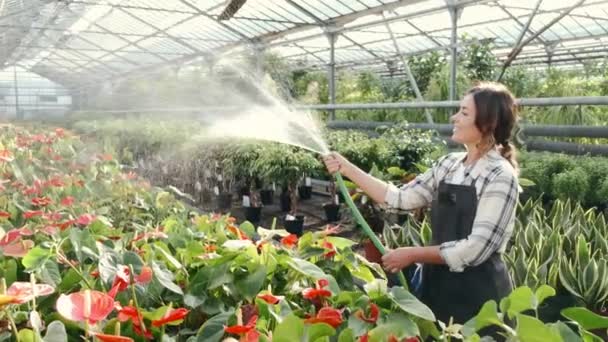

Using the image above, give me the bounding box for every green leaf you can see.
[58,268,82,292]
[22,246,51,270]
[43,321,67,342]
[550,321,582,342]
[239,221,256,237]
[519,178,536,187]
[273,313,305,342]
[39,260,61,287]
[561,307,608,330]
[535,285,556,307]
[3,259,17,285]
[152,261,183,295]
[516,314,563,342]
[17,329,36,342]
[287,258,339,293]
[463,301,503,335]
[369,312,418,341]
[506,286,535,319]
[324,237,357,249]
[307,323,335,341]
[338,328,355,342]
[235,265,267,301]
[389,287,435,321]
[154,243,183,270]
[196,310,234,342]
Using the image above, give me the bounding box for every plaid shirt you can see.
[384,149,519,272]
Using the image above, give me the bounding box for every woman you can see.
[323,82,519,326]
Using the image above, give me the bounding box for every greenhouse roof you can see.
[2,0,608,89]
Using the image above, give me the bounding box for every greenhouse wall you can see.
[0,67,72,120]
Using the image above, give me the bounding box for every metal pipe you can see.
[496,0,543,81]
[301,96,608,110]
[526,140,608,156]
[383,12,433,124]
[13,66,21,120]
[328,32,337,121]
[327,121,608,138]
[449,4,458,101]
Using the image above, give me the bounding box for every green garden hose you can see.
[334,172,409,290]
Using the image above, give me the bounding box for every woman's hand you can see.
[382,247,416,273]
[322,152,350,175]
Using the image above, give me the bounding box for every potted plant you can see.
[226,142,265,223]
[254,144,321,236]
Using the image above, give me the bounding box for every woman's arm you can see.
[323,152,446,210]
[323,152,390,204]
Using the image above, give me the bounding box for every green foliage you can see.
[520,152,608,208]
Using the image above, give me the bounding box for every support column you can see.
[383,12,433,124]
[327,31,337,121]
[254,44,265,80]
[448,3,460,101]
[13,66,21,120]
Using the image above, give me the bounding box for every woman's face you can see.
[451,94,483,145]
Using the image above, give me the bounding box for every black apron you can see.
[420,180,512,325]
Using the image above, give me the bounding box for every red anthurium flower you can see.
[116,305,140,323]
[45,176,64,188]
[224,315,257,335]
[303,279,332,300]
[227,225,249,240]
[322,240,336,258]
[43,212,62,221]
[116,303,151,339]
[0,150,14,162]
[56,290,114,324]
[31,197,52,207]
[355,303,380,323]
[359,334,369,342]
[6,282,54,304]
[2,240,34,257]
[257,293,283,305]
[92,333,133,342]
[0,211,10,219]
[23,210,44,219]
[281,234,298,248]
[0,229,22,246]
[304,307,343,328]
[109,265,153,298]
[76,214,96,226]
[244,330,260,342]
[151,307,189,327]
[135,266,153,284]
[60,196,74,207]
[58,219,76,230]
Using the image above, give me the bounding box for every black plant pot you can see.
[260,189,274,205]
[238,186,250,197]
[217,193,232,211]
[245,206,262,223]
[284,215,305,236]
[323,203,341,222]
[298,185,312,200]
[280,191,291,212]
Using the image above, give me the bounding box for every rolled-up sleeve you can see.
[384,154,454,211]
[439,171,518,272]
